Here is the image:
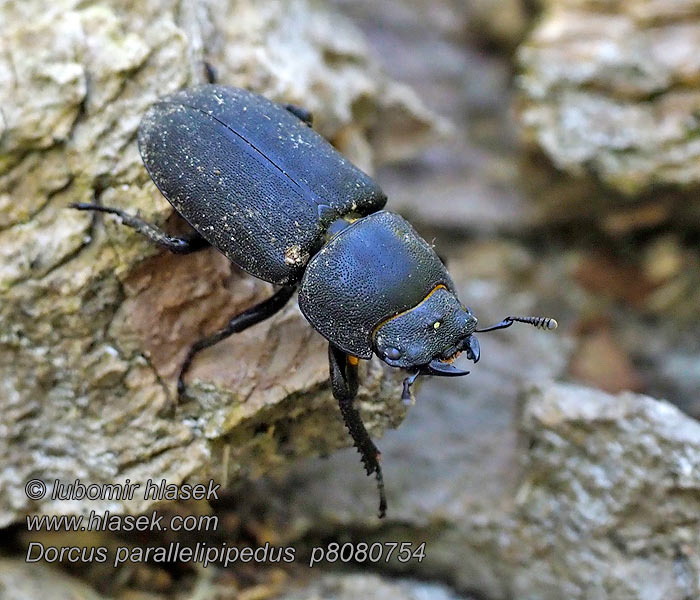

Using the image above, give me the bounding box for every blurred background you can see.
[2,0,700,599]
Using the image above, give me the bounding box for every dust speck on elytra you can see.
[284,245,309,266]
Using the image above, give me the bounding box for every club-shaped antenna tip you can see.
[513,316,558,330]
[475,315,559,333]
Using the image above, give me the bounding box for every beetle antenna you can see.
[476,315,558,333]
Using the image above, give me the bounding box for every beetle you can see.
[72,85,556,518]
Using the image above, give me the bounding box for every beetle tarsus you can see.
[329,344,387,518]
[203,61,217,84]
[375,465,387,519]
[401,371,420,405]
[70,203,210,254]
[284,104,313,127]
[176,285,296,402]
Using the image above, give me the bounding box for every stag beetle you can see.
[73,85,556,518]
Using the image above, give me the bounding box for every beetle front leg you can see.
[70,203,210,254]
[328,344,387,518]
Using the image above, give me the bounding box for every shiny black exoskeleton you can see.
[72,85,556,518]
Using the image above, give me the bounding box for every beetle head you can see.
[372,286,478,375]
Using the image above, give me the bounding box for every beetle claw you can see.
[424,360,469,377]
[465,335,480,363]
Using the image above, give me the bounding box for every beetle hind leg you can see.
[70,203,210,254]
[178,285,297,401]
[329,344,387,518]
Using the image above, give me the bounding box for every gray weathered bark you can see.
[518,0,700,202]
[242,381,700,600]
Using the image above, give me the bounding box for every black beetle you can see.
[72,85,556,518]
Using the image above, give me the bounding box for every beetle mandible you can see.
[72,85,557,518]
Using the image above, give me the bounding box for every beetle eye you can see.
[385,347,401,360]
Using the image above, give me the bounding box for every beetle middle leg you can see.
[328,344,387,518]
[71,203,210,254]
[178,285,297,400]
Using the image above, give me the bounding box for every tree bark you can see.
[0,0,438,527]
